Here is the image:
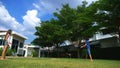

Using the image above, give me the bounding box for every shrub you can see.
[32,50,38,57]
[6,48,13,56]
[0,47,15,56]
[0,48,3,56]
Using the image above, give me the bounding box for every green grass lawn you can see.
[0,57,120,68]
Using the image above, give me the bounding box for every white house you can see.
[0,30,27,56]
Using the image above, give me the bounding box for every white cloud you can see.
[0,3,24,31]
[0,3,41,43]
[23,10,41,35]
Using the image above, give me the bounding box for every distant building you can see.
[89,28,120,48]
[23,44,41,57]
[49,28,120,59]
[0,30,27,56]
[23,44,55,57]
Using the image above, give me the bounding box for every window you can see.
[0,39,3,45]
[0,39,6,45]
[0,36,5,45]
[12,39,19,51]
[19,42,23,48]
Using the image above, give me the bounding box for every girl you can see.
[1,29,12,60]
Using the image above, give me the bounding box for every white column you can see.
[16,41,20,55]
[1,36,4,46]
[24,47,28,57]
[9,35,13,49]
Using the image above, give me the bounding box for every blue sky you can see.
[0,0,97,44]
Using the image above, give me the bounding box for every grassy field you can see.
[0,57,120,68]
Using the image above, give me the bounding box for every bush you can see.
[0,47,14,56]
[32,50,38,57]
[6,48,13,56]
[0,48,3,56]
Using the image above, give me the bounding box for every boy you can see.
[81,38,93,61]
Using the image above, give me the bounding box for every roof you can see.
[24,44,40,48]
[12,31,28,39]
[0,30,7,32]
[0,30,28,39]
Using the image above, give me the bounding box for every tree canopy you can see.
[32,0,120,47]
[95,0,120,37]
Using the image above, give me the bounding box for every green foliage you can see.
[54,4,78,30]
[0,48,3,56]
[32,2,99,58]
[0,48,13,56]
[32,50,38,57]
[33,0,120,47]
[6,48,13,56]
[33,20,69,47]
[54,3,97,41]
[95,0,120,36]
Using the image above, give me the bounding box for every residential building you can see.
[49,29,120,59]
[0,30,27,56]
[23,44,41,57]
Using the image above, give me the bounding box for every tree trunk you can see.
[77,40,81,58]
[47,49,50,57]
[77,46,80,58]
[56,44,59,58]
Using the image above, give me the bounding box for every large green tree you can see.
[75,1,98,38]
[75,1,98,58]
[32,19,69,57]
[32,1,99,58]
[32,19,68,47]
[54,1,98,58]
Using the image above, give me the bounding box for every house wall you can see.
[0,34,25,46]
[0,31,27,56]
[0,34,25,55]
[12,35,25,55]
[100,37,120,48]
